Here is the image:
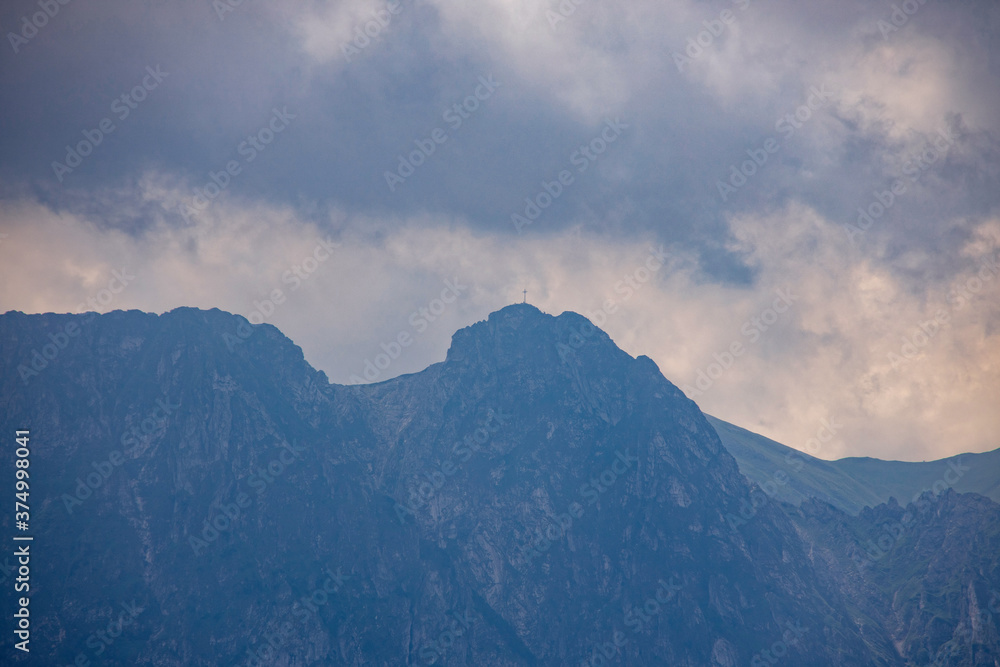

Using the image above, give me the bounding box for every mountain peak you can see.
[485,301,545,326]
[492,301,544,317]
[445,303,617,368]
[2,305,993,666]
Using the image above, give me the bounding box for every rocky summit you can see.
[0,304,997,666]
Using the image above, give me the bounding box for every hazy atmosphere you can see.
[2,0,998,461]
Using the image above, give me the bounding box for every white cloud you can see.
[1,184,997,461]
[295,0,401,63]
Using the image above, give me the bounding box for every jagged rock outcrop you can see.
[788,490,1000,666]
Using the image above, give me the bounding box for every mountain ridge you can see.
[0,305,996,665]
[707,415,1000,514]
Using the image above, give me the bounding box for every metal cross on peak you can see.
[522,289,527,303]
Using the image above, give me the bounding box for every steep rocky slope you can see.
[0,304,991,665]
[788,491,1000,666]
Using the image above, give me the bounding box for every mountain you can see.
[787,491,1000,667]
[0,304,997,666]
[708,415,1000,514]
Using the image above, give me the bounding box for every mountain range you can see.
[1,304,997,666]
[708,416,1000,515]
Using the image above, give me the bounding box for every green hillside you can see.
[707,415,1000,514]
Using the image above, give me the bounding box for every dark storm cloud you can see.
[2,0,995,285]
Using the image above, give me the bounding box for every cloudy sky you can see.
[1,0,998,462]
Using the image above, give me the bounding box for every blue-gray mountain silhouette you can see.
[0,304,996,665]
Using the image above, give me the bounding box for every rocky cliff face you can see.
[788,491,1000,666]
[0,304,993,665]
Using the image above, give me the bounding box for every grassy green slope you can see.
[707,415,1000,515]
